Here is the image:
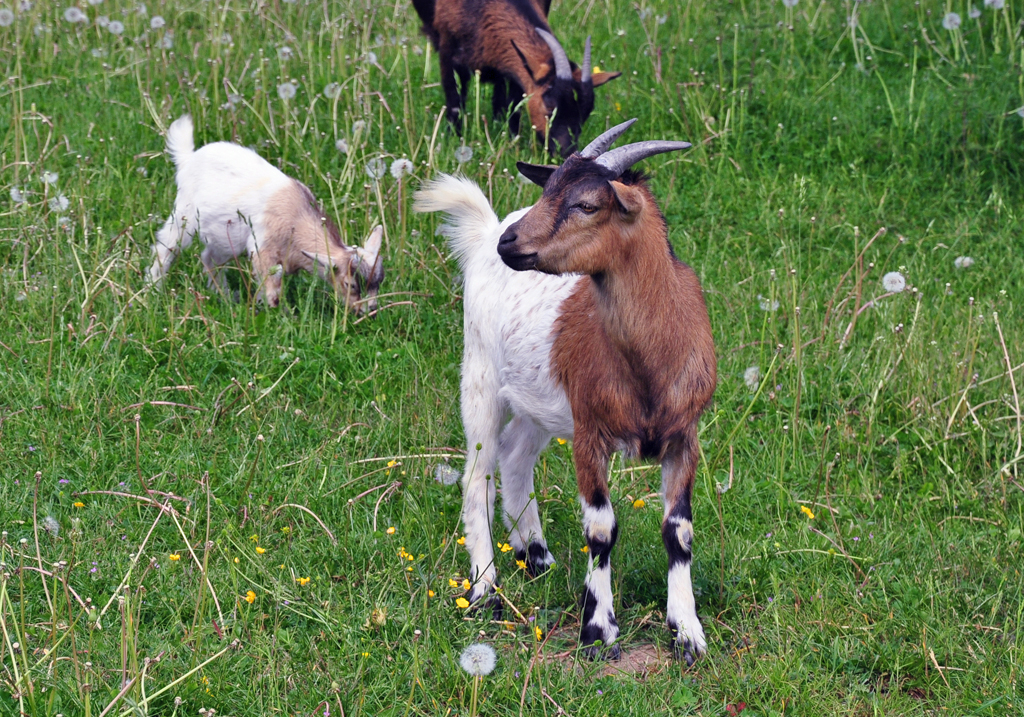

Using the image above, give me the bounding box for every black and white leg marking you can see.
[662,491,706,665]
[499,417,555,576]
[579,495,620,659]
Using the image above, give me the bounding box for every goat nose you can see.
[498,226,517,247]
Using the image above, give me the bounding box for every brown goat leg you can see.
[438,49,464,131]
[661,431,706,665]
[575,434,620,660]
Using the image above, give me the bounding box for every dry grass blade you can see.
[272,503,338,545]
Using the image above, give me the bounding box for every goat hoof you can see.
[517,543,555,578]
[464,585,503,620]
[581,641,621,661]
[669,616,706,665]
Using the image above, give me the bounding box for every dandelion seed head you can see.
[365,51,378,65]
[277,81,297,100]
[881,271,906,293]
[278,46,293,61]
[10,187,25,203]
[149,15,164,29]
[954,256,974,269]
[352,120,366,135]
[390,158,414,179]
[0,8,14,27]
[63,7,87,23]
[42,515,60,537]
[365,157,386,180]
[107,19,124,35]
[757,294,779,312]
[454,145,473,163]
[942,12,961,30]
[96,14,109,27]
[968,6,981,18]
[87,0,102,4]
[434,463,460,486]
[984,0,1004,9]
[323,82,342,100]
[743,366,760,391]
[335,138,349,154]
[48,194,69,212]
[459,643,496,676]
[782,0,798,7]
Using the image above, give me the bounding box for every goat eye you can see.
[575,203,598,214]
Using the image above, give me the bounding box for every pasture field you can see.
[1,0,1023,714]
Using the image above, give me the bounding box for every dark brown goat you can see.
[413,121,715,663]
[412,0,619,156]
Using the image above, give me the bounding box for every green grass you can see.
[1,0,1023,715]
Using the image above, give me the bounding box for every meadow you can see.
[0,0,1022,714]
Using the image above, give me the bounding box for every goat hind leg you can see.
[438,51,463,131]
[661,437,706,665]
[498,416,554,576]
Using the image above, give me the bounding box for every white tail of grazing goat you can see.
[148,115,384,312]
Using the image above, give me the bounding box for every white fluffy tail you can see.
[412,174,499,268]
[165,115,195,168]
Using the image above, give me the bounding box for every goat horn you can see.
[579,118,637,159]
[535,27,572,81]
[581,36,592,85]
[594,140,692,175]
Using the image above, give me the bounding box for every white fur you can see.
[667,561,706,652]
[414,175,576,597]
[585,559,619,644]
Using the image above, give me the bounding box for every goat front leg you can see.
[248,249,283,308]
[460,360,502,605]
[498,416,554,576]
[575,435,620,660]
[661,433,706,665]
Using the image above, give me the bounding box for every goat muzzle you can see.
[497,226,538,271]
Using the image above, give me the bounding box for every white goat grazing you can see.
[414,120,716,663]
[148,115,384,311]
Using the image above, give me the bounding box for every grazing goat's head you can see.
[516,31,620,158]
[302,225,385,314]
[498,119,689,274]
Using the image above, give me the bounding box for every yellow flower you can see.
[457,536,466,546]
[615,102,622,111]
[516,559,527,570]
[169,553,181,561]
[249,534,259,543]
[800,505,815,520]
[406,566,414,572]
[386,526,396,535]
[234,557,240,564]
[633,498,646,509]
[279,564,285,569]
[534,626,543,641]
[361,651,370,658]
[296,577,310,586]
[456,597,470,609]
[499,542,513,553]
[281,526,291,534]
[428,590,436,598]
[592,65,602,74]
[73,501,85,508]
[387,459,398,468]
[449,578,459,588]
[556,438,567,445]
[462,578,471,590]
[256,546,267,554]
[245,590,256,604]
[581,545,589,553]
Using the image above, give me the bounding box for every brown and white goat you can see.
[414,120,716,662]
[411,0,619,157]
[148,115,384,312]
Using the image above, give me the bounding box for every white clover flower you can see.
[743,366,761,391]
[48,194,69,212]
[390,158,414,179]
[882,271,906,293]
[942,12,961,30]
[159,32,172,49]
[352,120,366,135]
[63,7,87,23]
[459,644,496,676]
[149,15,164,29]
[968,6,981,18]
[984,0,1005,9]
[454,145,473,163]
[96,15,109,27]
[277,81,297,100]
[42,171,58,184]
[0,8,14,27]
[10,187,25,203]
[365,158,386,180]
[323,82,342,100]
[278,46,293,61]
[335,138,349,154]
[108,19,124,35]
[757,294,779,312]
[782,0,798,7]
[434,463,461,486]
[954,256,974,269]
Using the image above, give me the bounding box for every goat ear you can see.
[354,225,384,279]
[301,250,339,279]
[510,40,537,83]
[608,180,643,216]
[590,71,621,87]
[516,161,558,188]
